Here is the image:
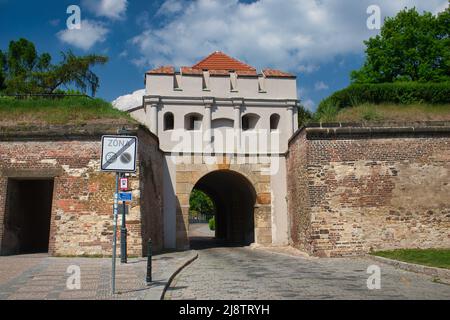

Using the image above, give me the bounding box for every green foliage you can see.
[314,101,339,123]
[351,7,450,83]
[317,82,450,114]
[0,38,108,96]
[208,216,215,231]
[189,189,215,216]
[316,6,450,124]
[0,96,132,125]
[0,50,6,91]
[297,105,313,127]
[372,248,450,270]
[317,103,450,123]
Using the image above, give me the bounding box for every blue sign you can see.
[118,192,132,202]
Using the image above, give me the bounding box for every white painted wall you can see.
[270,156,289,245]
[146,74,297,99]
[130,70,298,248]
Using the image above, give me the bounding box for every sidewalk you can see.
[0,251,197,300]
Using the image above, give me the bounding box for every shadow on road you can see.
[188,223,248,250]
[189,237,248,250]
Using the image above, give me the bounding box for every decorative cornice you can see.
[202,96,214,106]
[132,95,300,112]
[231,97,244,107]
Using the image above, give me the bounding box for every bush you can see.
[208,216,215,231]
[317,82,450,114]
[297,105,313,127]
[313,101,339,123]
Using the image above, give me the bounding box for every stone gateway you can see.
[1,52,449,257]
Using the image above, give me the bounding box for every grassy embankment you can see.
[315,103,450,123]
[0,96,134,126]
[371,249,450,269]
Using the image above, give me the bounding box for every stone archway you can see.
[175,158,272,250]
[193,170,256,245]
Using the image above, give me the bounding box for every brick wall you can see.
[0,125,164,257]
[287,124,450,257]
[286,130,312,253]
[0,177,6,251]
[137,129,164,254]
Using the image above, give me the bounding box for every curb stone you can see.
[154,251,198,300]
[366,254,450,284]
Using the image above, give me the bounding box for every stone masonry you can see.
[0,124,164,257]
[2,121,450,258]
[287,123,450,257]
[174,155,272,250]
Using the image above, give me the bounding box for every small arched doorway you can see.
[188,170,256,247]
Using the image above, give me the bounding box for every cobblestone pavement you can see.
[165,245,450,300]
[0,251,195,300]
[189,223,215,238]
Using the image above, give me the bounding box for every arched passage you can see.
[190,170,256,246]
[175,162,272,250]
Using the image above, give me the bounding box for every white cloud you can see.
[298,87,316,110]
[112,89,145,111]
[136,11,151,28]
[57,20,109,51]
[82,0,128,20]
[315,81,329,91]
[130,0,448,72]
[297,64,320,74]
[156,0,184,16]
[119,50,128,58]
[302,99,315,111]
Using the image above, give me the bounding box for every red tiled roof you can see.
[236,70,258,76]
[146,66,175,75]
[145,53,294,78]
[209,69,231,76]
[192,51,256,72]
[262,69,295,78]
[180,67,203,75]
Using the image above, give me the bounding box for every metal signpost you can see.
[101,135,138,295]
[119,177,129,264]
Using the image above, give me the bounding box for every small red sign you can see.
[119,178,129,191]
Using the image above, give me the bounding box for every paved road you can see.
[165,244,450,300]
[189,223,215,238]
[0,251,195,300]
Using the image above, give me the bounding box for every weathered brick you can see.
[287,126,450,257]
[0,127,164,257]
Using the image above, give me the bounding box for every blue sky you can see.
[0,0,448,110]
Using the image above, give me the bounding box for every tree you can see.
[36,51,108,96]
[297,105,313,126]
[189,189,215,216]
[0,50,6,91]
[0,38,108,96]
[351,6,450,83]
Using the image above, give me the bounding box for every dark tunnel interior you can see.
[1,179,54,255]
[191,170,256,248]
